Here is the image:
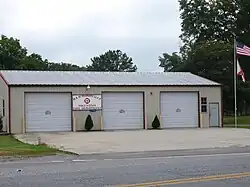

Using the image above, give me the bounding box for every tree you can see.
[183,40,233,81]
[0,114,3,132]
[183,40,236,111]
[47,62,86,71]
[0,35,27,69]
[152,115,160,129]
[159,0,250,114]
[0,35,86,71]
[18,53,48,70]
[178,0,238,45]
[86,50,137,72]
[85,115,94,131]
[178,0,250,53]
[159,52,185,72]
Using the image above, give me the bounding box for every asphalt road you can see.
[1,147,250,187]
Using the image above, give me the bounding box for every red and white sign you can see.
[73,94,101,110]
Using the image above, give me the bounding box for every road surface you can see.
[1,147,250,186]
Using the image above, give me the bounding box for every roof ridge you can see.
[0,70,192,75]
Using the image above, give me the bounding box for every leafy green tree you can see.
[0,114,3,131]
[0,35,27,69]
[18,53,47,70]
[85,115,94,131]
[183,40,233,82]
[160,0,250,114]
[0,35,85,71]
[152,115,160,129]
[183,40,236,111]
[87,50,137,72]
[179,0,236,41]
[159,52,185,72]
[178,0,250,53]
[47,62,86,71]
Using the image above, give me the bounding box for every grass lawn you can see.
[0,135,60,157]
[223,115,250,128]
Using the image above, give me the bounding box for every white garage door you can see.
[25,93,72,132]
[160,92,198,128]
[102,92,144,130]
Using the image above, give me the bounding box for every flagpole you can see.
[233,35,237,128]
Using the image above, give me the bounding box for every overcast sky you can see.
[0,0,181,72]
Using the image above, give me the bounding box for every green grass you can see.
[223,115,250,128]
[223,124,250,128]
[0,135,60,157]
[223,115,250,124]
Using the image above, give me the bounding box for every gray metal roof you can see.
[0,70,221,86]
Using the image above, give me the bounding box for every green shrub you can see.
[152,115,160,129]
[85,115,94,131]
[0,115,3,132]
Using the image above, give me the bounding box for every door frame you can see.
[101,91,145,130]
[209,102,220,127]
[159,91,200,128]
[24,92,73,133]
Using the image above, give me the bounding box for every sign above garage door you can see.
[73,94,101,111]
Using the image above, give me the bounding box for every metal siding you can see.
[25,93,72,132]
[0,70,221,86]
[0,74,8,132]
[9,85,221,133]
[160,92,199,128]
[102,92,144,130]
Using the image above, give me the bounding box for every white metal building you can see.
[0,70,222,134]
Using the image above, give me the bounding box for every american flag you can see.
[236,41,250,56]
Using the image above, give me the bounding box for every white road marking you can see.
[72,159,97,162]
[51,160,65,163]
[104,152,250,161]
[69,152,250,163]
[1,152,250,165]
[0,161,65,165]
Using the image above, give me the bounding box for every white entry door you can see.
[160,92,199,128]
[102,92,144,130]
[209,103,220,127]
[25,93,72,132]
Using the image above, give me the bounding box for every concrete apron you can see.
[14,128,250,155]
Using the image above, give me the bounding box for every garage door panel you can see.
[25,93,72,132]
[165,117,197,124]
[105,110,142,117]
[160,92,198,128]
[102,92,144,130]
[103,103,143,110]
[103,93,142,99]
[104,109,142,115]
[111,116,142,123]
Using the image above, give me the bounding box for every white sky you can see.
[0,0,181,71]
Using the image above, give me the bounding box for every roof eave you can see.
[8,83,222,87]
